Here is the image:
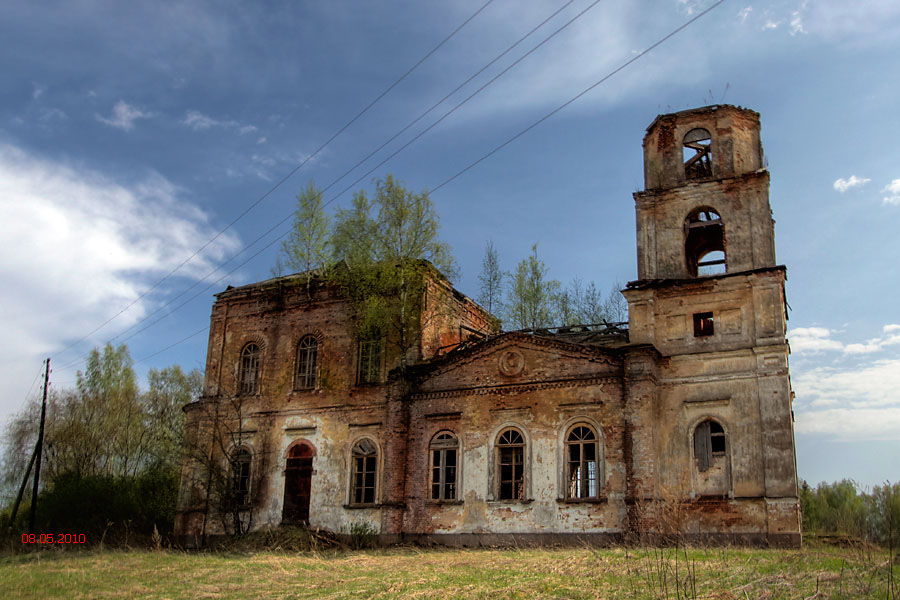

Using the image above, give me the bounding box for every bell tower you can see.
[635,105,775,280]
[623,105,800,546]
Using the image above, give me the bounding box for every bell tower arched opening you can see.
[683,128,712,180]
[685,207,726,277]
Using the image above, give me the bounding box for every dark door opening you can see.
[282,443,314,524]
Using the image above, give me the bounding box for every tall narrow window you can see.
[429,432,458,501]
[295,336,318,390]
[240,343,260,394]
[230,447,252,507]
[566,425,601,499]
[694,420,726,472]
[357,339,383,385]
[496,428,525,500]
[350,438,378,505]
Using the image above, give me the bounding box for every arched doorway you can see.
[282,442,315,524]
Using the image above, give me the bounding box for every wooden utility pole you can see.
[28,358,49,534]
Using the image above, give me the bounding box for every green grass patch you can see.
[0,544,897,599]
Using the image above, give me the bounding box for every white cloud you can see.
[882,179,900,205]
[789,324,900,355]
[182,110,220,130]
[738,6,752,22]
[788,327,843,353]
[833,175,870,192]
[763,20,780,30]
[793,358,900,440]
[790,12,806,35]
[96,100,153,131]
[0,143,241,419]
[182,110,257,135]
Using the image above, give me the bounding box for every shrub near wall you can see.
[23,467,179,544]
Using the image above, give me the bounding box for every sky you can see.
[1,0,898,489]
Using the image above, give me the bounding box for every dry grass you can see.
[0,543,897,599]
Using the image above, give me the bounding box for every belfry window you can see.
[683,128,712,180]
[685,207,726,277]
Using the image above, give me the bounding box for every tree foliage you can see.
[273,181,330,298]
[329,175,456,367]
[498,242,628,330]
[477,240,503,315]
[0,344,201,532]
[800,479,900,546]
[503,244,559,330]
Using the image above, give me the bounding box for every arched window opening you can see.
[694,420,726,472]
[496,428,525,500]
[230,447,252,507]
[295,336,319,390]
[685,208,726,277]
[350,438,378,505]
[566,425,601,499]
[283,442,315,523]
[429,432,459,502]
[683,128,712,180]
[239,343,260,394]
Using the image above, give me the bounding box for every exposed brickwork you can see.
[175,105,800,547]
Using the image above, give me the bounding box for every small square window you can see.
[693,312,714,337]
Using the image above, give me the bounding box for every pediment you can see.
[413,332,622,395]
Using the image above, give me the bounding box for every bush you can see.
[800,479,900,547]
[5,467,179,546]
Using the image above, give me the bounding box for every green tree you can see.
[330,175,456,368]
[504,244,560,330]
[477,240,503,316]
[273,181,330,298]
[143,365,203,470]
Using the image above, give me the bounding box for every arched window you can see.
[230,447,252,507]
[295,336,319,390]
[566,425,601,499]
[429,431,458,502]
[350,438,379,505]
[683,128,712,180]
[685,207,726,277]
[693,419,726,472]
[496,428,526,500]
[239,343,260,394]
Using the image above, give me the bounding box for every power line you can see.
[80,0,726,370]
[432,0,727,194]
[50,0,496,364]
[56,0,590,369]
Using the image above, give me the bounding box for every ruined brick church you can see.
[175,105,801,546]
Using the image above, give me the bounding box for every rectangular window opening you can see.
[693,312,715,337]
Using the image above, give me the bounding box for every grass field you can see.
[0,543,897,599]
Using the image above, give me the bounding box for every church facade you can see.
[175,105,801,546]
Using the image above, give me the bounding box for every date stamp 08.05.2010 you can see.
[21,533,86,544]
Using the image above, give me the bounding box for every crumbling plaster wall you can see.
[403,339,628,535]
